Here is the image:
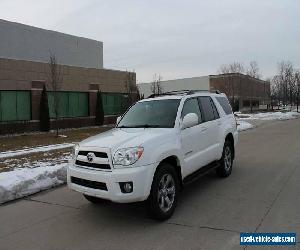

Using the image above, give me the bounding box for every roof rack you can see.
[148,89,221,98]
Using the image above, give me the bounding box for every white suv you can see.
[67,90,238,220]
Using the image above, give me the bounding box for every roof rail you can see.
[148,89,221,98]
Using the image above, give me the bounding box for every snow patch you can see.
[237,121,254,132]
[235,111,300,121]
[58,135,68,138]
[0,143,74,159]
[0,162,67,204]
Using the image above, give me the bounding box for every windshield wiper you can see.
[129,124,162,128]
[118,124,164,128]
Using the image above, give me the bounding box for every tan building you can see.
[138,73,270,111]
[0,19,136,134]
[210,73,270,111]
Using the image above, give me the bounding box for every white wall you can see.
[138,76,210,97]
[0,19,103,69]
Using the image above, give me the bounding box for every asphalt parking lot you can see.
[0,119,299,250]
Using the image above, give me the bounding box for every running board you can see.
[183,161,220,185]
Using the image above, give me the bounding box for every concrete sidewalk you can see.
[0,119,299,250]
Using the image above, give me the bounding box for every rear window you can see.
[216,96,232,115]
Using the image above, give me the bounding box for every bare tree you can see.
[286,64,296,110]
[264,77,271,110]
[271,75,281,110]
[219,61,245,75]
[218,62,244,111]
[295,70,300,112]
[47,52,63,136]
[275,61,295,109]
[247,61,261,78]
[245,61,262,112]
[124,71,136,110]
[151,74,163,95]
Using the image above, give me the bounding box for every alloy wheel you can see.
[157,174,176,213]
[224,146,232,171]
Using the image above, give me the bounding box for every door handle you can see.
[217,122,222,126]
[201,127,208,132]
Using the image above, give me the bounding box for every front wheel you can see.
[217,140,233,177]
[148,164,179,221]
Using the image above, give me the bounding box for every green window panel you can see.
[58,92,69,117]
[102,93,127,115]
[77,93,88,116]
[48,92,88,118]
[68,92,79,117]
[47,92,56,118]
[0,91,31,121]
[0,91,17,121]
[16,91,31,120]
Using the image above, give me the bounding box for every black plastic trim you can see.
[75,160,111,170]
[71,177,108,191]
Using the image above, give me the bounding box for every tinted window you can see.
[210,98,220,119]
[198,97,216,122]
[216,96,232,115]
[181,98,202,124]
[117,99,180,128]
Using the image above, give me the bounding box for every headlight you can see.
[73,143,79,159]
[113,147,144,167]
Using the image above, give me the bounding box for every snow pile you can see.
[237,121,254,132]
[0,143,74,159]
[0,162,68,204]
[235,111,300,121]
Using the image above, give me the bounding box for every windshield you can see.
[117,99,180,128]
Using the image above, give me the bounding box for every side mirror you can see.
[181,113,198,130]
[116,116,121,124]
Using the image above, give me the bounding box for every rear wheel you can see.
[148,164,179,221]
[83,194,104,204]
[217,140,233,177]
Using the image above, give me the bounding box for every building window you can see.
[0,91,31,121]
[102,93,128,115]
[47,92,89,118]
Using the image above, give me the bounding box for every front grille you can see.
[75,160,111,170]
[71,177,108,191]
[78,151,108,158]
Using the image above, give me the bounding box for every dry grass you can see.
[0,126,113,152]
[0,148,72,173]
[0,126,113,172]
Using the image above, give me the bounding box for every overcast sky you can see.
[0,0,299,82]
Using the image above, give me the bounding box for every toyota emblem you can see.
[87,152,94,162]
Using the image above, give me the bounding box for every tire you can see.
[217,140,233,178]
[83,194,104,204]
[148,164,179,221]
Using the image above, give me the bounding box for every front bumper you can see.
[67,162,156,203]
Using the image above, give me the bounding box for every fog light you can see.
[120,182,133,193]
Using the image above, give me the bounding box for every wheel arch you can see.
[156,155,183,188]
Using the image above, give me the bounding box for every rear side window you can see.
[216,96,232,115]
[198,97,219,122]
[181,98,202,124]
[210,98,219,119]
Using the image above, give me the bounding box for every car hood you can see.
[79,127,175,151]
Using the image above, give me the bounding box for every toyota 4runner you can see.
[67,90,238,220]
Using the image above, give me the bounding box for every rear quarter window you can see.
[198,96,219,122]
[216,96,233,115]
